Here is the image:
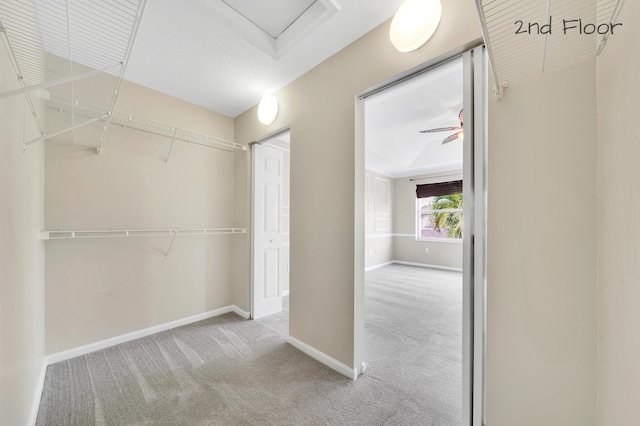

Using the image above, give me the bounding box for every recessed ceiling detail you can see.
[195,0,339,58]
[124,0,406,117]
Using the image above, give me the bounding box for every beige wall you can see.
[596,2,640,424]
[486,60,598,425]
[44,81,237,353]
[393,172,463,269]
[234,0,481,369]
[0,46,46,425]
[4,1,622,423]
[364,169,463,270]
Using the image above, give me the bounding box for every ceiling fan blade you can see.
[419,126,462,133]
[442,132,461,144]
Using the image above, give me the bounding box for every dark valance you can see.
[416,180,463,199]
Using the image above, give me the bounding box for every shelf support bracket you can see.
[25,113,109,147]
[164,231,177,258]
[166,127,177,164]
[493,82,507,101]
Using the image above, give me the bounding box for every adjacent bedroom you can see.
[363,56,465,421]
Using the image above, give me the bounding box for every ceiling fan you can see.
[419,109,464,144]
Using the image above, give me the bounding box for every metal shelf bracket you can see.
[166,127,177,164]
[493,82,508,101]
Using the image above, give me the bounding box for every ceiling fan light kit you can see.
[389,0,442,53]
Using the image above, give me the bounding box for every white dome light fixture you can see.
[389,0,442,53]
[258,95,278,125]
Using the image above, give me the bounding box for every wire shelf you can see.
[0,0,146,144]
[110,111,247,152]
[1,1,242,154]
[40,227,247,256]
[40,228,247,240]
[475,0,624,98]
[40,98,246,154]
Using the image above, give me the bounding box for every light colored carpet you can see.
[36,264,462,425]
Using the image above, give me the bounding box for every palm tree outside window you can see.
[415,179,463,240]
[417,193,463,239]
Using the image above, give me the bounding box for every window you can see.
[415,180,463,241]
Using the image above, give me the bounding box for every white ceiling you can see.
[122,0,462,177]
[9,0,464,177]
[364,57,464,178]
[124,0,406,118]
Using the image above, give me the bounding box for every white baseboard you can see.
[231,305,251,319]
[286,335,357,380]
[392,260,462,272]
[365,260,461,273]
[29,358,47,426]
[46,305,248,365]
[365,261,394,272]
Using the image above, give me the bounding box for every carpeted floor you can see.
[36,264,462,425]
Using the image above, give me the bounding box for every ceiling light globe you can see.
[389,0,442,53]
[258,95,278,125]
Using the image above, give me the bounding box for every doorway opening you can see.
[356,46,487,425]
[251,130,291,320]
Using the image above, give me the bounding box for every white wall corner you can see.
[286,335,357,381]
[29,358,48,426]
[231,305,251,319]
[365,261,394,272]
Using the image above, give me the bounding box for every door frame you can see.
[354,44,487,425]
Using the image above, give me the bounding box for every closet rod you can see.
[40,228,246,240]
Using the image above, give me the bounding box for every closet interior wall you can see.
[0,35,45,426]
[44,80,239,354]
[0,0,245,356]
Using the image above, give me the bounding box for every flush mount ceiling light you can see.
[258,95,278,125]
[389,0,442,53]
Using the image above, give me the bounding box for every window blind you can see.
[416,180,463,199]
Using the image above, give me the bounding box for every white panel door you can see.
[252,144,284,319]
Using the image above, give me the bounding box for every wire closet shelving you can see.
[40,228,247,257]
[1,0,248,247]
[0,0,246,155]
[40,228,247,240]
[0,0,147,149]
[474,0,625,99]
